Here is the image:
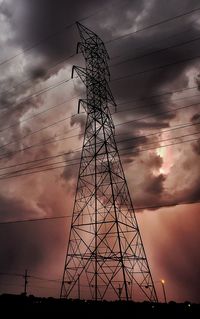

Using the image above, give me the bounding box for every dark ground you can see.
[0,294,199,318]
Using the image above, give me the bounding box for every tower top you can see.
[76,22,109,59]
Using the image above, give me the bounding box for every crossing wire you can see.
[110,35,200,68]
[1,84,199,136]
[0,119,198,165]
[0,95,78,134]
[0,87,199,159]
[0,200,199,225]
[0,122,200,170]
[1,6,200,105]
[0,137,199,180]
[0,120,199,171]
[1,42,200,138]
[1,28,200,100]
[106,6,200,44]
[0,2,109,67]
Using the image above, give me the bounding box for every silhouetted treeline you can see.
[0,294,199,318]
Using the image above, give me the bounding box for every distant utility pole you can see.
[117,284,122,301]
[23,269,28,296]
[78,273,80,300]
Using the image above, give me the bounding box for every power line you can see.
[0,31,196,113]
[3,90,199,149]
[0,77,73,122]
[110,13,200,61]
[0,120,198,171]
[0,113,199,171]
[0,2,108,67]
[134,201,200,211]
[1,130,199,177]
[0,160,80,180]
[0,4,194,68]
[0,271,61,284]
[120,136,199,157]
[1,9,200,102]
[1,76,198,143]
[0,142,80,168]
[116,121,200,142]
[117,130,200,146]
[0,72,198,165]
[3,52,196,128]
[0,86,197,154]
[1,84,199,139]
[0,137,198,181]
[1,40,199,136]
[30,275,61,283]
[0,157,80,178]
[1,90,199,162]
[116,100,200,127]
[112,53,200,83]
[115,85,199,108]
[0,8,199,146]
[0,201,199,225]
[0,131,80,160]
[2,30,199,100]
[0,95,78,135]
[0,23,75,67]
[1,119,198,166]
[0,282,24,288]
[106,6,200,44]
[1,53,77,99]
[29,286,58,292]
[0,112,79,154]
[0,272,23,277]
[115,92,200,115]
[0,215,71,225]
[0,92,199,159]
[0,134,82,170]
[0,272,61,288]
[110,35,200,68]
[0,89,198,169]
[11,64,197,131]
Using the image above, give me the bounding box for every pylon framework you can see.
[60,22,158,302]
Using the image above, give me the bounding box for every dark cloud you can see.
[9,0,102,59]
[191,112,200,122]
[1,0,199,131]
[146,153,163,168]
[104,0,200,129]
[145,173,166,195]
[61,151,80,182]
[28,67,47,81]
[70,113,86,135]
[192,139,200,155]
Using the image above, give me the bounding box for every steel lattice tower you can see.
[60,22,158,302]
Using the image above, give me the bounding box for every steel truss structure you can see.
[60,22,157,302]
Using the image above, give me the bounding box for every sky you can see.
[0,0,199,303]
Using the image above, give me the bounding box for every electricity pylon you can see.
[60,22,158,302]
